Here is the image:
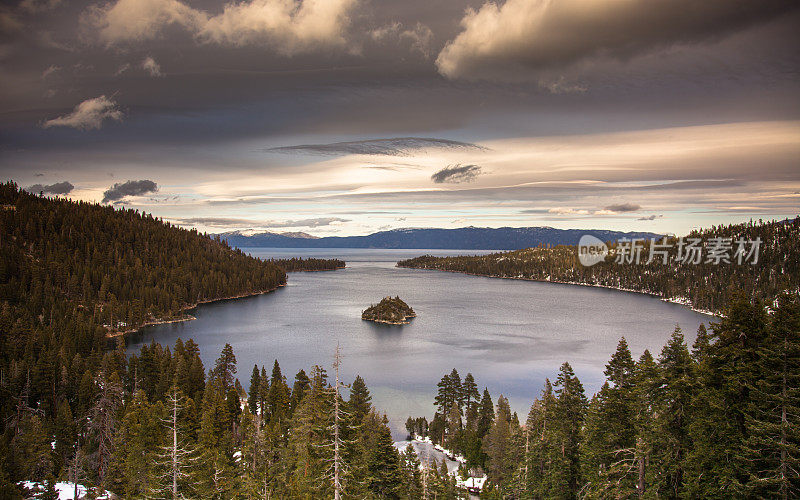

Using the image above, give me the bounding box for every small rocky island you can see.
[361,296,417,325]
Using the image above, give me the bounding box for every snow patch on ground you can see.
[19,481,112,499]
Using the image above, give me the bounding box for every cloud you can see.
[267,137,486,156]
[638,214,664,221]
[604,203,641,213]
[198,0,358,55]
[173,216,349,229]
[102,179,158,203]
[370,22,434,57]
[41,65,60,79]
[548,205,640,216]
[431,164,483,184]
[436,0,799,80]
[548,207,591,215]
[115,63,130,75]
[88,0,358,55]
[88,0,205,45]
[19,0,61,13]
[42,95,123,130]
[25,181,74,195]
[141,56,162,76]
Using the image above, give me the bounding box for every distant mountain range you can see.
[219,227,662,250]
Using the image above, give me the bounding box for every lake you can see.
[125,248,712,437]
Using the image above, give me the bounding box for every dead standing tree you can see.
[87,370,123,488]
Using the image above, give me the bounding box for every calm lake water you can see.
[126,248,712,437]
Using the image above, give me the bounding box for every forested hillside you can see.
[0,181,286,494]
[408,294,800,498]
[399,218,800,314]
[0,181,285,335]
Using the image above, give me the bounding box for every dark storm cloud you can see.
[604,203,641,213]
[25,180,74,194]
[437,0,800,79]
[431,164,482,183]
[266,137,487,157]
[102,179,157,203]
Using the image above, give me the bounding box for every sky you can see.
[1,0,798,236]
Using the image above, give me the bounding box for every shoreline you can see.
[284,266,346,272]
[362,313,417,325]
[106,283,287,338]
[397,265,718,317]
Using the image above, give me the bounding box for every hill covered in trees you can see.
[407,294,799,498]
[269,257,345,272]
[0,180,288,495]
[361,296,416,325]
[398,217,800,314]
[0,182,286,339]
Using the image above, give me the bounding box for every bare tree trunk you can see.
[333,344,343,500]
[637,436,646,498]
[172,395,178,500]
[781,338,787,500]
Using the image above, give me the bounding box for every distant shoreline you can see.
[281,266,346,272]
[111,266,347,338]
[106,283,287,338]
[397,265,718,317]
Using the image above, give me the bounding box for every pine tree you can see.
[359,411,405,498]
[291,369,310,413]
[685,296,770,497]
[435,373,453,417]
[525,378,556,498]
[400,443,423,498]
[267,360,290,431]
[483,395,515,488]
[12,414,54,482]
[477,388,494,439]
[52,399,77,476]
[581,338,638,497]
[548,362,586,499]
[247,365,260,415]
[287,365,334,498]
[649,326,693,498]
[462,373,480,429]
[198,378,237,498]
[349,375,372,423]
[742,293,800,498]
[116,389,166,497]
[445,400,463,451]
[632,349,658,497]
[258,366,269,419]
[211,344,237,393]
